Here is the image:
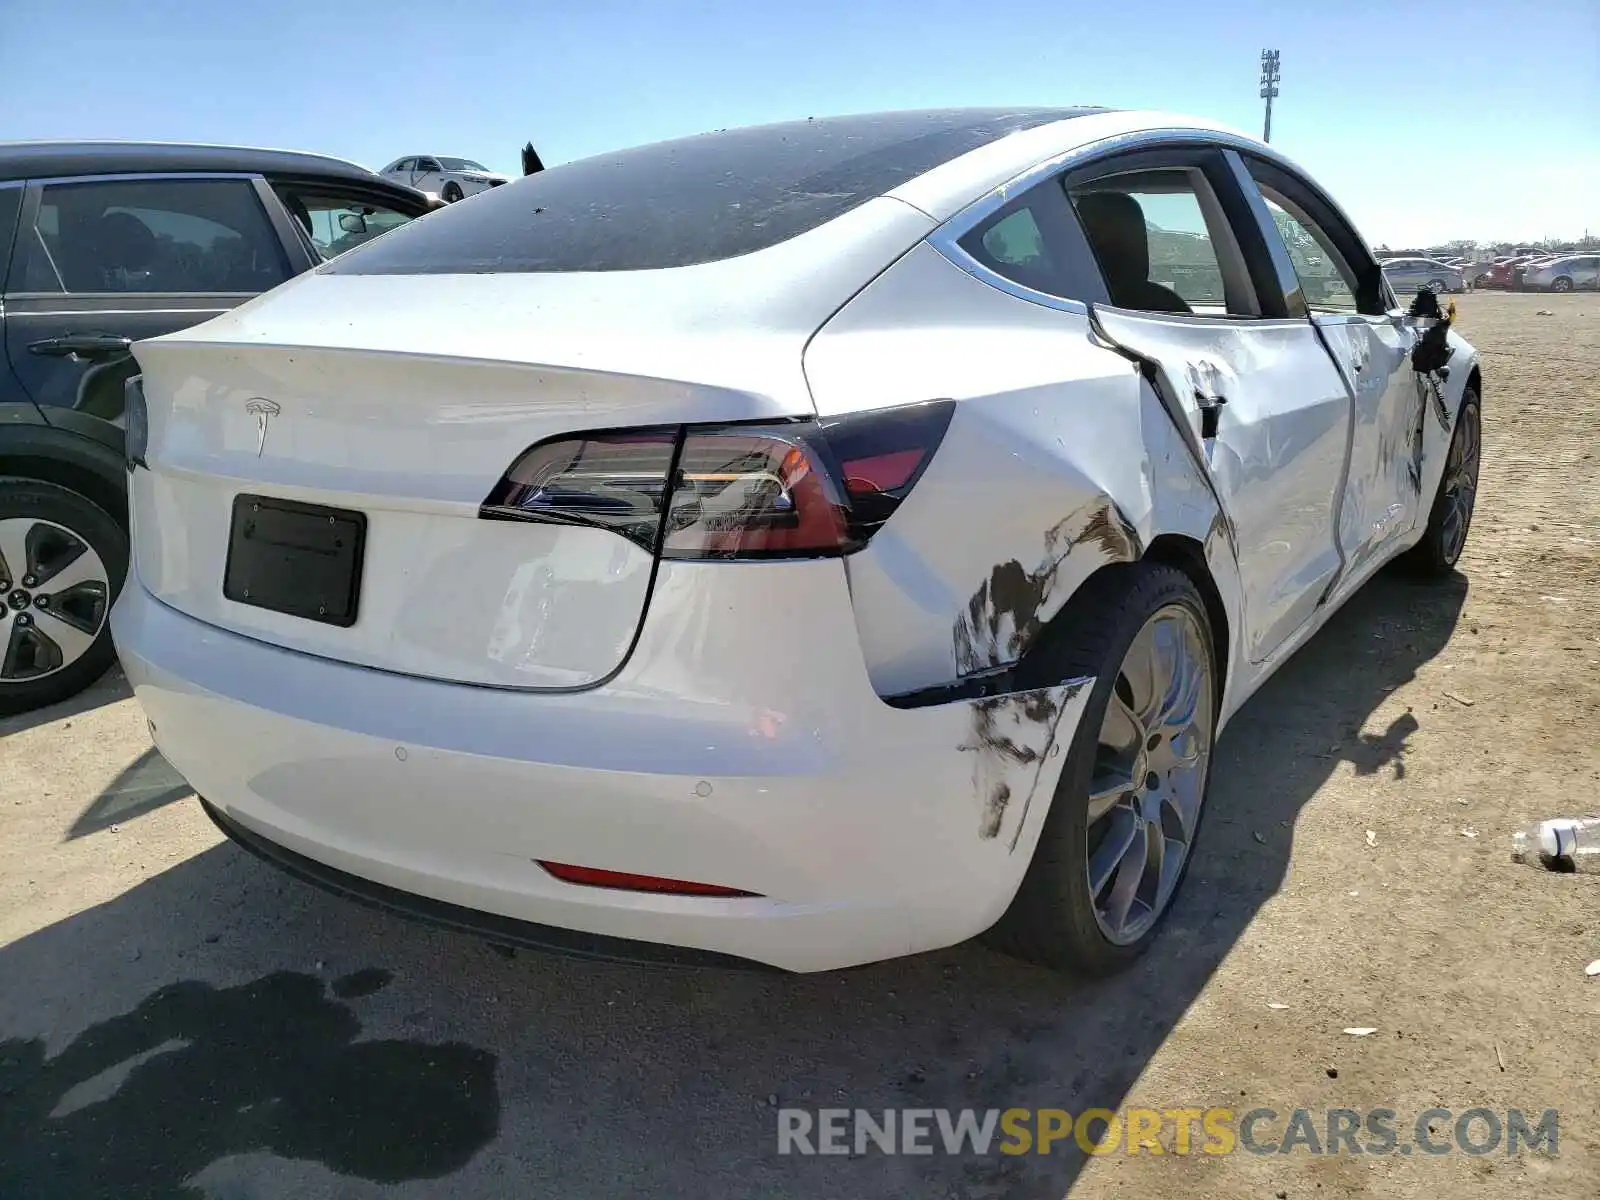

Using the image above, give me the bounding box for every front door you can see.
[2,175,292,422]
[1243,169,1425,582]
[1066,158,1353,665]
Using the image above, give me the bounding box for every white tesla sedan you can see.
[113,109,1481,975]
[378,155,508,203]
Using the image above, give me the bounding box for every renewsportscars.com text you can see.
[776,1106,1559,1157]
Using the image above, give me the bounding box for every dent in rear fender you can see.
[804,241,1236,698]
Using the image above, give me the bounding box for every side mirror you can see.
[337,213,368,235]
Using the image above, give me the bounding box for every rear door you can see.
[268,179,423,262]
[1239,155,1424,580]
[1066,144,1354,664]
[2,174,296,423]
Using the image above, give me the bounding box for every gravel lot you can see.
[2,290,1596,1199]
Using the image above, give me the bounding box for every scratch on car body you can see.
[961,677,1087,845]
[952,498,1141,676]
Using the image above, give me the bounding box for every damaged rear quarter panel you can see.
[804,241,1235,700]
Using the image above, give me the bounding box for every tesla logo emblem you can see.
[245,398,280,456]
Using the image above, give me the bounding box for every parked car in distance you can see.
[114,108,1481,977]
[1518,254,1600,292]
[1380,256,1466,294]
[0,141,435,715]
[379,156,509,203]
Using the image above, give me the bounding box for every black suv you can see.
[0,142,435,714]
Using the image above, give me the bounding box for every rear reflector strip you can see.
[538,861,759,897]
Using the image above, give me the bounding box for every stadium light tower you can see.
[1259,49,1281,143]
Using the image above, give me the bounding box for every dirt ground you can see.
[1,290,1596,1199]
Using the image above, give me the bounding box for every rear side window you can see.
[13,177,289,294]
[327,109,1093,275]
[959,202,1067,296]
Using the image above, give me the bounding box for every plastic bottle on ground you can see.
[1511,817,1600,872]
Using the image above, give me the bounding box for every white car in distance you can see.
[379,155,508,203]
[114,108,1482,976]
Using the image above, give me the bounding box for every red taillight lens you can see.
[661,426,852,559]
[538,861,758,897]
[481,400,954,560]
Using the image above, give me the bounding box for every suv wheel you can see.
[442,182,464,203]
[0,479,127,716]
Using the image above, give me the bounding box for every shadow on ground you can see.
[0,573,1465,1199]
[0,665,132,738]
[66,746,192,840]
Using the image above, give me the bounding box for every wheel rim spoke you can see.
[1086,760,1136,822]
[30,607,97,666]
[0,518,31,586]
[1098,818,1149,934]
[1087,804,1141,897]
[38,547,108,594]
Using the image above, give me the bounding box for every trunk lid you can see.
[128,197,931,688]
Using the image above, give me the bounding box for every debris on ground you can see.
[1342,1027,1377,1037]
[1267,1002,1289,1010]
[1585,960,1600,978]
[1513,817,1600,871]
[1443,690,1475,707]
[1365,830,1378,848]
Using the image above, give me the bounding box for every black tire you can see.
[986,562,1217,976]
[442,182,463,203]
[1402,389,1481,578]
[1552,277,1574,293]
[0,478,127,717]
[1427,278,1448,295]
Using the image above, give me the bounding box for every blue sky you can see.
[2,0,1594,246]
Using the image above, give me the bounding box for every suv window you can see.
[1067,169,1238,315]
[274,188,415,261]
[1257,189,1358,313]
[14,177,289,294]
[327,109,1092,275]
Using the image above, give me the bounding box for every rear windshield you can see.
[326,108,1094,275]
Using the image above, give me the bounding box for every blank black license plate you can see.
[224,495,366,627]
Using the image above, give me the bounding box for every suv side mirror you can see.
[338,213,368,235]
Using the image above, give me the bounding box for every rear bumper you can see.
[112,560,1088,972]
[201,797,775,971]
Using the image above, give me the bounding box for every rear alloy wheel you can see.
[1403,389,1481,577]
[442,182,464,203]
[1428,278,1448,294]
[1552,277,1574,293]
[0,479,127,716]
[988,563,1217,975]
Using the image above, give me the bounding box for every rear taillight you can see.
[481,400,953,560]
